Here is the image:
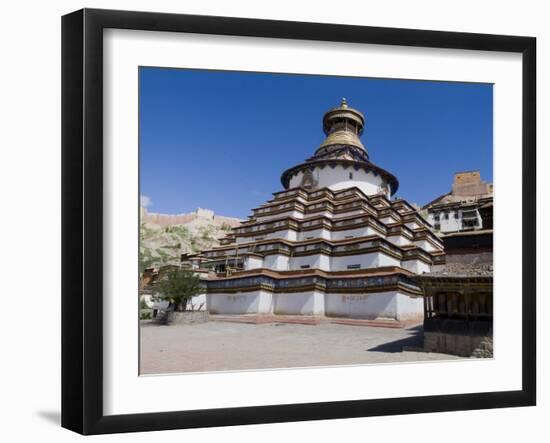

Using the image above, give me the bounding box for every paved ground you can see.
[140,320,460,375]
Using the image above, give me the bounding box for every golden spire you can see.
[316,99,367,155]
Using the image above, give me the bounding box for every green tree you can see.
[155,269,202,312]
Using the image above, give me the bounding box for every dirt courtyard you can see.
[140,320,460,374]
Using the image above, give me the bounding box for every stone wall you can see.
[471,336,494,358]
[451,171,492,197]
[424,331,493,357]
[154,311,209,325]
[142,207,242,228]
[445,251,493,265]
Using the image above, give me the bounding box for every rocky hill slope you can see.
[140,207,241,271]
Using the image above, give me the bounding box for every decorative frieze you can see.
[207,271,421,296]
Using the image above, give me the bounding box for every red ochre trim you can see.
[202,234,442,260]
[248,186,413,223]
[210,265,414,280]
[248,201,428,234]
[232,214,438,247]
[262,186,375,208]
[234,217,385,238]
[206,281,423,296]
[208,315,416,329]
[237,213,436,243]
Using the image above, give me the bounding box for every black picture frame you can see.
[61,8,536,435]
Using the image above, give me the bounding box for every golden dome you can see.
[280,98,398,195]
[317,98,367,154]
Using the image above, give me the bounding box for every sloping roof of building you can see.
[417,262,493,279]
[422,193,493,210]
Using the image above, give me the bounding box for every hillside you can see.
[140,207,242,271]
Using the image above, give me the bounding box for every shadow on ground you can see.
[366,325,424,353]
[36,410,60,426]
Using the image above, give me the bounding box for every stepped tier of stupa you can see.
[187,99,445,321]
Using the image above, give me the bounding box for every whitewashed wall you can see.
[288,165,389,197]
[297,228,331,241]
[290,254,331,271]
[207,290,273,314]
[426,210,483,233]
[253,251,406,272]
[426,212,461,233]
[330,252,380,271]
[255,209,302,222]
[386,234,413,247]
[244,255,264,270]
[236,229,297,243]
[325,291,398,319]
[274,291,325,315]
[264,254,290,270]
[401,260,431,274]
[413,239,437,252]
[380,216,398,224]
[325,291,423,320]
[332,209,365,218]
[331,226,377,240]
[248,250,433,273]
[377,254,401,267]
[395,293,424,320]
[405,221,421,229]
[207,290,422,320]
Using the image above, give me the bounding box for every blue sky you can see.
[139,67,492,219]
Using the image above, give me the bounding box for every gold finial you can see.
[341,97,348,108]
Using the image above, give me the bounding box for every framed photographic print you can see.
[61,8,536,435]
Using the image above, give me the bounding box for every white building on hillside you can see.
[423,171,493,234]
[188,99,445,321]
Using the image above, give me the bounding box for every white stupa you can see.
[188,99,445,321]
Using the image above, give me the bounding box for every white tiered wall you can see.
[207,290,424,320]
[289,166,391,197]
[205,189,435,320]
